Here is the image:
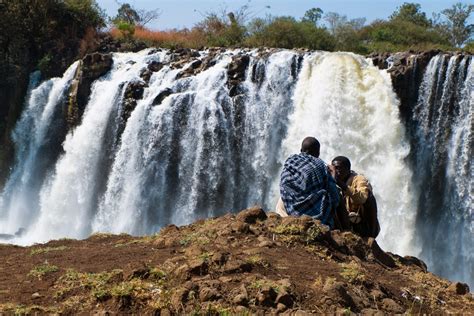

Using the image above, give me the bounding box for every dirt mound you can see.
[0,206,472,314]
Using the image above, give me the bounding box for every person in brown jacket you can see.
[330,156,380,238]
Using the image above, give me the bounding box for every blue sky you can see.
[97,0,474,30]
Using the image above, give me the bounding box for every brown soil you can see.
[0,206,472,315]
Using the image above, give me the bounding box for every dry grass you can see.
[110,27,207,49]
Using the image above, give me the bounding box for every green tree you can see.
[440,2,474,47]
[389,2,431,27]
[324,12,366,53]
[302,8,324,25]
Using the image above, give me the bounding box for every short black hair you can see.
[301,137,320,157]
[332,156,351,170]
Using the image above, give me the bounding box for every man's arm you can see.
[327,172,340,208]
[345,175,370,204]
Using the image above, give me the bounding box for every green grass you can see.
[28,263,59,279]
[30,246,68,255]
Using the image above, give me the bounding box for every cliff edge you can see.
[0,206,472,314]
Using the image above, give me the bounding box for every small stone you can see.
[275,290,293,307]
[31,292,41,299]
[367,238,396,268]
[257,285,277,307]
[235,306,248,313]
[233,293,248,306]
[223,259,252,274]
[236,206,267,224]
[230,221,250,234]
[381,298,404,313]
[276,303,287,312]
[188,259,208,275]
[370,289,385,300]
[448,282,470,295]
[258,240,274,248]
[199,287,220,302]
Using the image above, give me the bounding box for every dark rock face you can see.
[67,53,113,129]
[369,50,440,123]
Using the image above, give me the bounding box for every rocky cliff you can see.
[0,207,471,314]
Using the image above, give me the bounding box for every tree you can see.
[389,2,431,27]
[112,2,160,27]
[324,12,366,52]
[302,8,324,25]
[440,3,474,47]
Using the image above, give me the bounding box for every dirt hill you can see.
[0,206,472,315]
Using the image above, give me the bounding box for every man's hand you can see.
[328,164,336,178]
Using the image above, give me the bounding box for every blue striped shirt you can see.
[280,153,339,227]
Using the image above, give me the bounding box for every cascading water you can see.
[2,48,470,286]
[0,63,79,233]
[411,54,473,287]
[280,52,416,255]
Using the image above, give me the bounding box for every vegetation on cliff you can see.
[109,2,473,54]
[0,0,105,185]
[0,207,472,314]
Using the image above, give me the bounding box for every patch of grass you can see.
[249,279,280,293]
[30,246,68,255]
[28,263,59,279]
[246,255,270,268]
[179,230,216,246]
[340,261,365,283]
[270,224,304,235]
[198,251,213,262]
[54,268,123,299]
[0,304,60,315]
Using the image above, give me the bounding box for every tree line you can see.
[111,2,474,53]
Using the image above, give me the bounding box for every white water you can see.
[4,49,462,284]
[280,52,416,255]
[412,54,473,287]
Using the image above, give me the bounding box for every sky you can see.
[97,0,474,30]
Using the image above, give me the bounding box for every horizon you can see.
[97,0,474,30]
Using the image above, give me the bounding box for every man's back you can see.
[280,152,339,226]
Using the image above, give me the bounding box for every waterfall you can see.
[3,48,470,286]
[411,54,473,287]
[280,52,416,255]
[0,63,78,233]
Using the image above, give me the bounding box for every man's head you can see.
[331,156,351,182]
[301,137,320,158]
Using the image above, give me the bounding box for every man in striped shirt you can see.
[278,137,339,228]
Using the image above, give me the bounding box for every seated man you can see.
[330,156,380,238]
[278,137,339,228]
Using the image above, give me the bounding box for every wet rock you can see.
[448,282,470,295]
[67,53,113,128]
[367,238,396,268]
[236,206,267,224]
[152,88,173,106]
[148,61,164,72]
[381,298,404,313]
